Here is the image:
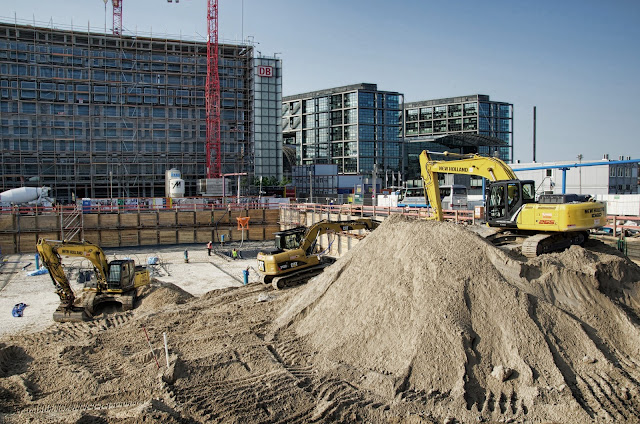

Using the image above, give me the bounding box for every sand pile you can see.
[275,215,640,422]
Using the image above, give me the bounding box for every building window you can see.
[406,109,419,122]
[448,104,462,117]
[419,107,432,120]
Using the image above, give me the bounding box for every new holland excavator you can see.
[36,238,150,322]
[257,219,379,289]
[419,151,606,257]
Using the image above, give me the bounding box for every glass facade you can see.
[404,95,513,163]
[253,57,282,180]
[282,83,401,176]
[0,21,277,202]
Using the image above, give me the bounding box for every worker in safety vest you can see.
[207,241,213,256]
[232,248,238,260]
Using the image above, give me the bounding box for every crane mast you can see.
[205,0,221,178]
[112,0,122,35]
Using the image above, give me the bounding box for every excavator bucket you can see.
[52,305,91,323]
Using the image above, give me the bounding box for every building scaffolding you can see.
[0,21,253,203]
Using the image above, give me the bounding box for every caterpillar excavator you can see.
[257,219,379,289]
[36,239,150,322]
[419,151,606,257]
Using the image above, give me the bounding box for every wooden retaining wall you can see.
[279,209,369,259]
[0,208,282,254]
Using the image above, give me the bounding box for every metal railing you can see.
[279,202,476,224]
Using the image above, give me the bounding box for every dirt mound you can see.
[275,215,640,422]
[136,282,194,313]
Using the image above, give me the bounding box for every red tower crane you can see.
[205,0,221,178]
[112,0,122,36]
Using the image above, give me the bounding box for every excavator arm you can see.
[299,219,378,255]
[419,151,517,221]
[36,239,111,307]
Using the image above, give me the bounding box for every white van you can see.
[439,184,468,210]
[397,185,468,209]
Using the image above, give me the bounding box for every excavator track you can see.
[521,231,588,258]
[270,264,330,290]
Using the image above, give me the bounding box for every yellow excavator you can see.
[36,239,150,322]
[257,219,379,289]
[419,151,606,257]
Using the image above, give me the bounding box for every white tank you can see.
[165,168,181,197]
[169,178,185,198]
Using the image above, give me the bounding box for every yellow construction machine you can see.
[257,219,378,289]
[419,151,606,257]
[36,239,150,322]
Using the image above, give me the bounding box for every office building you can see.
[282,83,402,177]
[0,20,282,202]
[403,94,513,162]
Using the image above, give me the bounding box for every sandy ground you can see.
[0,241,269,338]
[1,219,640,423]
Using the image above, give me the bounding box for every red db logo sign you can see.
[258,66,274,77]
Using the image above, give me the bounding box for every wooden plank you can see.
[196,229,213,243]
[83,231,100,245]
[100,230,120,247]
[82,214,99,229]
[19,216,37,232]
[248,209,264,222]
[0,215,14,231]
[100,214,118,228]
[120,214,138,228]
[139,230,158,246]
[0,234,16,254]
[159,230,176,244]
[177,212,195,226]
[264,226,280,240]
[178,229,195,244]
[212,211,229,225]
[158,212,176,227]
[248,227,264,241]
[195,211,212,225]
[265,209,279,222]
[139,213,157,227]
[18,233,37,253]
[36,215,58,231]
[120,230,139,246]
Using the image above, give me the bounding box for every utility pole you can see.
[578,154,583,194]
[533,106,537,162]
[309,170,313,203]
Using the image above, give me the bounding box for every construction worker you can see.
[231,248,238,260]
[207,241,213,256]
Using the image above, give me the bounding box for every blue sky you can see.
[5,0,640,163]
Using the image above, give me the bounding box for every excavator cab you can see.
[106,260,135,292]
[486,180,536,227]
[272,227,306,253]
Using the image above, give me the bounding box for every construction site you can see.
[0,187,639,423]
[1,0,640,423]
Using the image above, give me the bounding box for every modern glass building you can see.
[282,83,402,176]
[403,94,513,163]
[0,20,281,202]
[252,56,283,180]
